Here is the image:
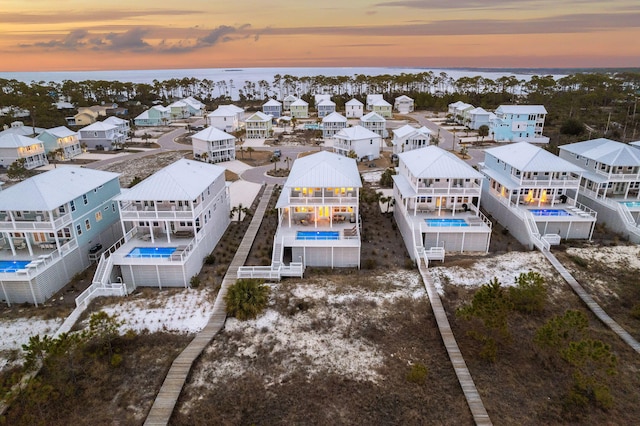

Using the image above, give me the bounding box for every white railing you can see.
[288,196,357,205]
[0,212,72,231]
[236,262,305,280]
[522,209,550,251]
[593,170,639,180]
[75,281,127,308]
[516,178,580,188]
[615,203,640,239]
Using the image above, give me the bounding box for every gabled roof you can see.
[322,112,347,123]
[103,116,127,125]
[208,105,239,117]
[485,142,583,172]
[115,159,224,201]
[469,107,490,116]
[41,126,77,138]
[168,101,187,108]
[334,125,380,140]
[183,96,204,109]
[395,95,413,102]
[361,111,386,122]
[192,127,235,142]
[245,111,272,122]
[317,99,336,107]
[0,133,42,148]
[560,138,640,166]
[284,151,361,189]
[372,99,392,107]
[0,166,119,211]
[455,102,474,111]
[399,146,483,179]
[366,94,383,102]
[392,125,432,141]
[135,110,151,120]
[449,101,465,108]
[496,105,547,114]
[151,105,170,112]
[79,121,117,132]
[283,95,298,101]
[346,99,363,106]
[291,99,309,107]
[219,104,244,113]
[263,99,282,107]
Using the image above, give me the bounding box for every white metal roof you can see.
[79,121,117,132]
[0,133,42,148]
[485,142,583,172]
[399,146,484,179]
[392,124,431,141]
[346,99,363,106]
[361,111,385,122]
[283,95,298,101]
[245,111,272,122]
[291,99,308,106]
[41,126,77,138]
[263,99,282,107]
[208,106,238,117]
[395,95,413,101]
[0,166,120,211]
[334,125,380,141]
[322,112,347,123]
[469,107,490,116]
[449,101,465,108]
[219,104,244,113]
[372,99,392,107]
[559,138,640,166]
[317,99,336,107]
[192,127,235,142]
[103,116,127,125]
[284,151,362,190]
[496,105,547,114]
[115,158,224,201]
[169,101,187,108]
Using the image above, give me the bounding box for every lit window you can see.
[85,219,91,230]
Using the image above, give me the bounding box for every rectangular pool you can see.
[126,247,177,258]
[0,260,31,273]
[529,209,571,217]
[425,219,469,227]
[622,201,640,209]
[296,231,340,240]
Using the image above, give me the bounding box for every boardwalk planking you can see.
[144,184,274,426]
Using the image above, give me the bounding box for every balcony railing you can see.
[0,212,73,231]
[288,195,357,205]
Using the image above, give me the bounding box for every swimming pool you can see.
[622,201,640,208]
[296,231,340,240]
[529,209,571,217]
[425,219,469,227]
[303,123,323,130]
[126,247,177,258]
[0,260,30,273]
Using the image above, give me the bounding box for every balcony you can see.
[0,212,73,231]
[119,201,204,220]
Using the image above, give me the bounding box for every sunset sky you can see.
[2,0,640,72]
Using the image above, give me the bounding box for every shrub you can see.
[190,275,201,288]
[204,254,216,265]
[631,303,640,319]
[224,279,270,320]
[560,118,585,136]
[406,362,429,384]
[508,271,547,314]
[363,258,376,270]
[568,255,589,268]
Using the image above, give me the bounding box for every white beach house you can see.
[394,95,414,114]
[393,146,492,262]
[0,167,122,305]
[283,95,298,111]
[360,111,387,138]
[93,159,230,292]
[345,98,364,118]
[0,134,48,169]
[559,138,640,243]
[273,151,362,268]
[480,142,597,250]
[207,106,241,132]
[321,112,348,139]
[192,127,236,163]
[392,124,433,154]
[366,94,384,110]
[333,125,382,161]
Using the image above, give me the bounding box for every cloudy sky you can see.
[2,0,639,71]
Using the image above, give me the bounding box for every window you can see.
[95,211,103,222]
[85,219,91,230]
[70,200,76,212]
[82,194,88,205]
[112,203,116,213]
[59,205,66,214]
[76,224,82,235]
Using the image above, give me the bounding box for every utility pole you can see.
[605,111,611,136]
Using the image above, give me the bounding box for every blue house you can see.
[0,167,122,305]
[490,105,549,143]
[262,99,282,118]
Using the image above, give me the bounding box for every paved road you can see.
[239,144,324,185]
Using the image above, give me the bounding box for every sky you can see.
[2,0,640,72]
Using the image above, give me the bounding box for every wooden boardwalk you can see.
[144,184,275,426]
[541,249,640,354]
[418,262,493,426]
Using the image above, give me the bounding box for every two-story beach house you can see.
[372,99,393,119]
[490,105,549,143]
[283,95,298,111]
[333,125,382,161]
[103,116,130,138]
[392,125,433,154]
[78,121,126,150]
[467,107,492,130]
[183,96,205,116]
[393,146,492,262]
[480,142,597,250]
[245,111,273,139]
[263,99,282,118]
[192,127,236,163]
[394,95,414,114]
[322,112,348,139]
[366,94,384,110]
[345,99,364,118]
[134,105,171,127]
[360,111,387,138]
[273,151,362,268]
[92,159,230,292]
[290,99,309,119]
[207,106,241,132]
[559,138,640,243]
[37,126,82,160]
[0,167,122,305]
[168,100,190,119]
[0,134,48,170]
[317,99,337,118]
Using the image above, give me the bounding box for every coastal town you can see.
[0,71,639,424]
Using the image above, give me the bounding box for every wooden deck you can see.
[144,184,274,426]
[418,260,493,426]
[541,249,640,354]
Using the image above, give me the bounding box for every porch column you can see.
[165,222,171,244]
[149,223,154,244]
[624,182,631,199]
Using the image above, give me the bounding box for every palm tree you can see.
[379,195,394,213]
[200,152,209,163]
[246,147,255,159]
[230,203,250,221]
[478,125,489,143]
[224,279,270,320]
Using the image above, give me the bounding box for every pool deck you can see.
[274,220,361,247]
[406,211,492,233]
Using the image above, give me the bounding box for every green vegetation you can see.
[224,279,270,320]
[406,362,429,385]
